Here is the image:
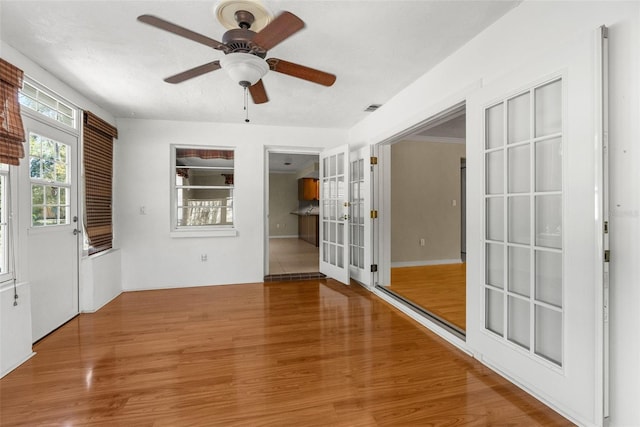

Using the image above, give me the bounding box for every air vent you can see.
[364,104,382,112]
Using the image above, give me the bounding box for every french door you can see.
[467,27,607,425]
[319,145,349,284]
[348,146,373,287]
[21,116,79,342]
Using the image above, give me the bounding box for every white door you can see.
[319,145,349,284]
[348,146,373,287]
[21,116,79,342]
[467,27,607,425]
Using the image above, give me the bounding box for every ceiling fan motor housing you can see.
[222,28,266,58]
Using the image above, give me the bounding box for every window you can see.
[172,147,235,233]
[29,133,71,227]
[83,111,118,255]
[19,80,76,129]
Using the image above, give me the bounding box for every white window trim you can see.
[170,144,238,237]
[19,77,79,135]
[0,167,13,284]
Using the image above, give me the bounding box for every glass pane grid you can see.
[483,78,563,367]
[19,81,77,129]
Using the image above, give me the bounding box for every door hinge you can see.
[604,250,610,262]
[370,210,378,219]
[370,156,378,165]
[604,221,609,234]
[371,264,378,272]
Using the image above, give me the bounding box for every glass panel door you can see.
[319,145,349,284]
[348,146,372,287]
[467,27,607,426]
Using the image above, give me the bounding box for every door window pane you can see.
[508,144,530,193]
[535,80,562,137]
[486,243,504,289]
[535,137,562,192]
[535,250,562,307]
[508,246,530,297]
[486,288,504,336]
[535,195,562,249]
[508,296,530,349]
[486,197,504,241]
[486,103,504,149]
[508,196,530,245]
[535,305,562,365]
[508,92,530,144]
[486,151,503,195]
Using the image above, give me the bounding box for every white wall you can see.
[113,118,345,290]
[349,2,640,426]
[269,173,299,237]
[391,140,465,265]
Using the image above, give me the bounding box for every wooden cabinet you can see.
[298,178,319,201]
[298,215,319,246]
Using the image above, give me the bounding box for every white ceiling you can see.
[0,0,520,129]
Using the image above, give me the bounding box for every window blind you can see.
[83,111,117,255]
[0,59,26,166]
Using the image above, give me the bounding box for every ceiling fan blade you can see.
[137,15,228,52]
[267,58,336,87]
[251,11,305,51]
[164,61,221,84]
[249,80,269,104]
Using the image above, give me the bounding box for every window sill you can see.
[170,228,238,238]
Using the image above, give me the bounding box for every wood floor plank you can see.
[0,280,572,426]
[390,263,467,330]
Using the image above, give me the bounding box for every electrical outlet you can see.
[201,254,208,262]
[420,238,425,246]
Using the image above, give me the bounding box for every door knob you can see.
[73,229,82,236]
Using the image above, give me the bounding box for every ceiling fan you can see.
[137,5,336,106]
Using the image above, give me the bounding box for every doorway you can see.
[378,106,467,335]
[266,151,320,276]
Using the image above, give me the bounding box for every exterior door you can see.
[21,116,79,342]
[466,27,607,425]
[319,145,349,284]
[348,146,372,287]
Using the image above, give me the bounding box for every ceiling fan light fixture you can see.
[220,52,269,87]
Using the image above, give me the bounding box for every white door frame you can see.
[263,146,321,276]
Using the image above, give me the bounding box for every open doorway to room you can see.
[380,106,467,336]
[267,152,320,276]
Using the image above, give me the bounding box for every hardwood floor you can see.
[390,263,467,331]
[0,280,572,426]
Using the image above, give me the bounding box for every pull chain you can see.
[243,86,250,123]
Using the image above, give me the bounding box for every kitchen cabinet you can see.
[298,178,319,201]
[298,215,319,246]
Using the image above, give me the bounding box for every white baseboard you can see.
[391,259,463,268]
[81,290,122,314]
[1,351,36,379]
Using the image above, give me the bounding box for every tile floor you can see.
[269,237,319,274]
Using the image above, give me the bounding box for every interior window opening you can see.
[377,105,467,338]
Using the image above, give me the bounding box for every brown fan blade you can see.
[251,11,304,51]
[267,58,336,87]
[164,61,221,84]
[138,15,228,52]
[249,80,269,104]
